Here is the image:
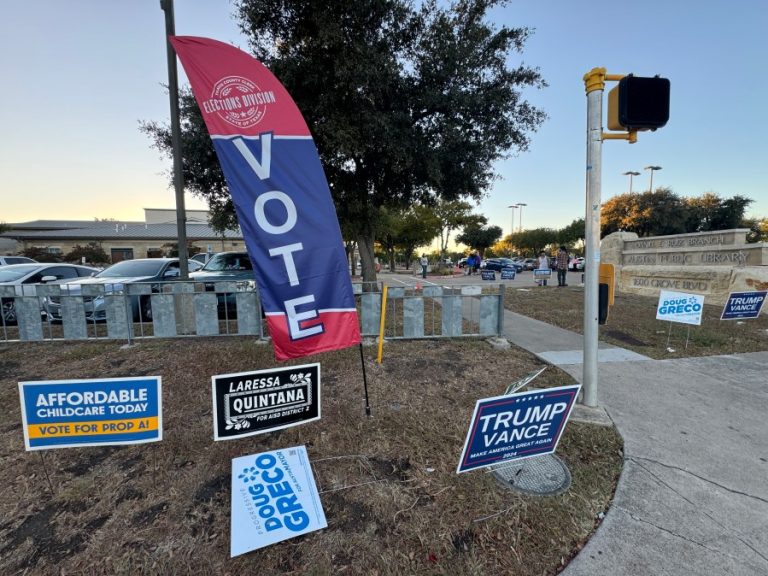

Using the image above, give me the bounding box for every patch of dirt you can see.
[602,329,649,347]
[0,338,622,575]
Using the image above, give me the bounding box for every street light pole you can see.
[507,204,519,236]
[517,203,527,232]
[622,170,640,193]
[644,165,662,193]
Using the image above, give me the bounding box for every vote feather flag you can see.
[170,36,361,360]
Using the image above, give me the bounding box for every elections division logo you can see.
[203,76,276,129]
[212,363,320,440]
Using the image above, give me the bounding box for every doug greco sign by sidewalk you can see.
[656,290,704,325]
[212,364,320,440]
[457,384,581,473]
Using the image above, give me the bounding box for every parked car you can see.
[522,258,537,271]
[42,258,202,322]
[0,256,37,266]
[0,263,100,324]
[569,257,585,271]
[190,252,216,265]
[189,252,258,316]
[480,258,523,272]
[458,257,468,268]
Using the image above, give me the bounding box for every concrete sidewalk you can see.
[499,308,768,576]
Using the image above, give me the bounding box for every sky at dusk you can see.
[2,0,766,237]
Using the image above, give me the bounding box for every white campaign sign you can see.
[231,445,326,557]
[656,290,704,326]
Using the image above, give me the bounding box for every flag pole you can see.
[359,343,371,417]
[160,0,189,278]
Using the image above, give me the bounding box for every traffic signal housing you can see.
[608,75,670,131]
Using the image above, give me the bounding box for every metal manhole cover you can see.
[490,454,571,496]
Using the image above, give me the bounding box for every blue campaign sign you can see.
[457,384,581,474]
[720,291,767,320]
[18,377,162,451]
[500,268,516,280]
[481,270,496,281]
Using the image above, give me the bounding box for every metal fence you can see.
[1,281,505,344]
[356,282,505,339]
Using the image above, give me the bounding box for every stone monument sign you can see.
[601,229,768,305]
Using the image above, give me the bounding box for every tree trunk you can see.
[345,241,356,275]
[357,235,377,289]
[388,248,396,272]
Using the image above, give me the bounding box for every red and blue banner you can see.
[170,36,360,360]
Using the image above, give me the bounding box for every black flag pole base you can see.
[359,343,372,417]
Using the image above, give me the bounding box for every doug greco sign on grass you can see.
[18,377,162,450]
[656,290,704,326]
[212,364,320,440]
[231,446,326,556]
[457,384,580,473]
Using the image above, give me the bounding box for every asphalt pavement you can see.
[384,268,768,575]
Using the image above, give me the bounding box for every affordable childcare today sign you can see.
[656,290,704,326]
[18,377,162,450]
[457,384,581,473]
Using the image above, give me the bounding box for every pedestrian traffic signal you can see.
[607,75,670,131]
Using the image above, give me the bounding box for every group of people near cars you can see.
[463,252,482,275]
[421,247,576,284]
[534,245,570,287]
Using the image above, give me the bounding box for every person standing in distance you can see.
[420,253,429,279]
[536,250,550,286]
[556,245,569,287]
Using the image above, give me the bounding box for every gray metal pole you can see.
[160,0,189,278]
[582,68,604,407]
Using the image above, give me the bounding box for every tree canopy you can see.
[509,227,558,255]
[64,242,110,265]
[455,222,503,257]
[142,0,546,281]
[378,205,441,271]
[601,189,754,238]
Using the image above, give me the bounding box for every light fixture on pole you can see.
[507,204,520,236]
[644,165,662,193]
[622,170,640,193]
[516,203,528,232]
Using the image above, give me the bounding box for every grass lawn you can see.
[0,338,621,575]
[504,284,768,359]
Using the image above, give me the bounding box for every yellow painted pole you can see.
[376,285,388,364]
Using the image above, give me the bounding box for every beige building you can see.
[1,209,245,262]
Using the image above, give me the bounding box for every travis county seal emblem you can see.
[204,75,276,129]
